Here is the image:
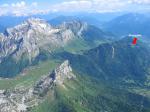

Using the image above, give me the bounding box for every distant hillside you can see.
[55,36,150,87]
[104,13,150,37]
[0,25,5,33]
[48,15,103,28]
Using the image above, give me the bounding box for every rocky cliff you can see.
[34,60,75,96]
[0,18,87,63]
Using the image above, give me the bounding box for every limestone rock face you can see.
[53,60,76,85]
[33,75,54,96]
[0,18,87,62]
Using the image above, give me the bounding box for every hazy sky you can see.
[0,0,150,16]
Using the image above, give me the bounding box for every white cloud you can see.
[50,1,92,12]
[48,0,127,13]
[49,0,150,13]
[128,0,150,5]
[0,0,150,16]
[0,1,40,16]
[11,1,26,8]
[91,0,126,12]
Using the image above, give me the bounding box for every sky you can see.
[0,0,150,16]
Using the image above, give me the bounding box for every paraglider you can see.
[128,34,142,45]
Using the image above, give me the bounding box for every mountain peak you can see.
[52,60,76,85]
[4,18,52,38]
[61,20,87,29]
[59,20,88,36]
[25,18,52,29]
[26,18,45,23]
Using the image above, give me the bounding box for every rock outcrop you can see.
[52,60,75,85]
[34,60,75,96]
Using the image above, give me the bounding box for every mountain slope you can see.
[1,58,150,112]
[45,36,150,111]
[32,74,150,112]
[84,37,150,85]
[53,36,150,87]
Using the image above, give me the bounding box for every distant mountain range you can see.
[0,12,123,33]
[48,15,104,28]
[104,13,150,37]
[0,25,4,32]
[1,13,150,37]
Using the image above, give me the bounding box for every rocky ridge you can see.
[0,60,75,112]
